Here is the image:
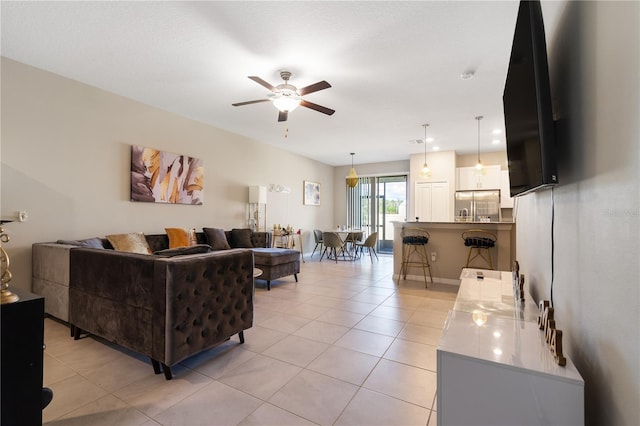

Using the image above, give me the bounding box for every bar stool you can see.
[400,227,433,288]
[462,229,497,270]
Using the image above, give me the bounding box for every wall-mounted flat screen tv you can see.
[503,0,558,197]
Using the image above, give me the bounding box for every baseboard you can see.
[393,274,460,286]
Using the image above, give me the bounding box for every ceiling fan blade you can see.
[278,110,288,122]
[232,99,271,107]
[248,76,276,92]
[298,80,331,96]
[300,100,335,116]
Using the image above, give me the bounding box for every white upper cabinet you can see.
[456,165,501,190]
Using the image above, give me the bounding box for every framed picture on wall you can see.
[303,180,321,206]
[130,145,204,205]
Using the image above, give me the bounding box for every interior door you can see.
[415,181,450,222]
[431,181,450,221]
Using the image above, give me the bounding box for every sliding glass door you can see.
[347,175,407,254]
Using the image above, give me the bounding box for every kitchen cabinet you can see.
[415,181,450,222]
[456,165,501,191]
[500,170,514,208]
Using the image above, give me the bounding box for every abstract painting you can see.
[303,180,321,206]
[131,145,204,204]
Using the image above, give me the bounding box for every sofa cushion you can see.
[230,228,253,248]
[252,248,300,266]
[203,227,231,250]
[165,228,197,248]
[154,244,212,257]
[106,232,152,255]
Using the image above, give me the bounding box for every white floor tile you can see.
[40,256,458,426]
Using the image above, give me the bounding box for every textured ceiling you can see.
[1,1,567,166]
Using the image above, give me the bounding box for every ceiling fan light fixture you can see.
[346,153,358,188]
[272,93,301,112]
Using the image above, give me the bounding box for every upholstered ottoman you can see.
[251,248,300,290]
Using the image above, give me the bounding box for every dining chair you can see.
[321,232,349,263]
[355,232,379,263]
[311,229,324,258]
[344,231,363,255]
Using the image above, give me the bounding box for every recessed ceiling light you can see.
[432,146,440,151]
[426,137,434,143]
[492,139,500,145]
[492,129,502,135]
[460,71,475,80]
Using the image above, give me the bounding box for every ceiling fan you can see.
[232,71,335,122]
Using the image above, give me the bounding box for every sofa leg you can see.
[239,331,245,344]
[294,274,298,283]
[70,325,75,338]
[267,280,271,291]
[162,363,173,380]
[151,359,162,375]
[72,325,82,340]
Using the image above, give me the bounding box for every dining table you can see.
[323,229,364,259]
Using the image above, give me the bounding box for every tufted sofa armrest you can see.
[68,246,255,379]
[152,249,254,366]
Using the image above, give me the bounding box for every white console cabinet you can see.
[437,270,584,425]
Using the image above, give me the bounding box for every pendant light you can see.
[346,153,358,188]
[420,124,431,179]
[475,116,484,174]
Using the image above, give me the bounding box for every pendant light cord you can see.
[475,116,483,164]
[423,124,428,164]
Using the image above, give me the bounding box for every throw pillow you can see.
[81,237,106,249]
[154,244,212,257]
[56,239,88,247]
[106,232,152,255]
[165,227,197,248]
[230,228,253,248]
[203,227,231,250]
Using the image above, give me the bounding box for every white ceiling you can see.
[0,1,567,167]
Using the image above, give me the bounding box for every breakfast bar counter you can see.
[392,221,515,284]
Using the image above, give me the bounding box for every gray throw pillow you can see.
[230,228,253,248]
[81,238,106,249]
[203,227,231,250]
[57,239,87,246]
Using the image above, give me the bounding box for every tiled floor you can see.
[42,254,458,425]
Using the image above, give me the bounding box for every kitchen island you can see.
[392,221,515,285]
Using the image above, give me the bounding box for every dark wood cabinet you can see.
[1,287,44,426]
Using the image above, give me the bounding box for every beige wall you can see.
[1,58,336,289]
[517,2,639,425]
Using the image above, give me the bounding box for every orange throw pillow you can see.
[165,228,197,248]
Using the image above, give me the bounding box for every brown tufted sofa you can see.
[67,233,257,380]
